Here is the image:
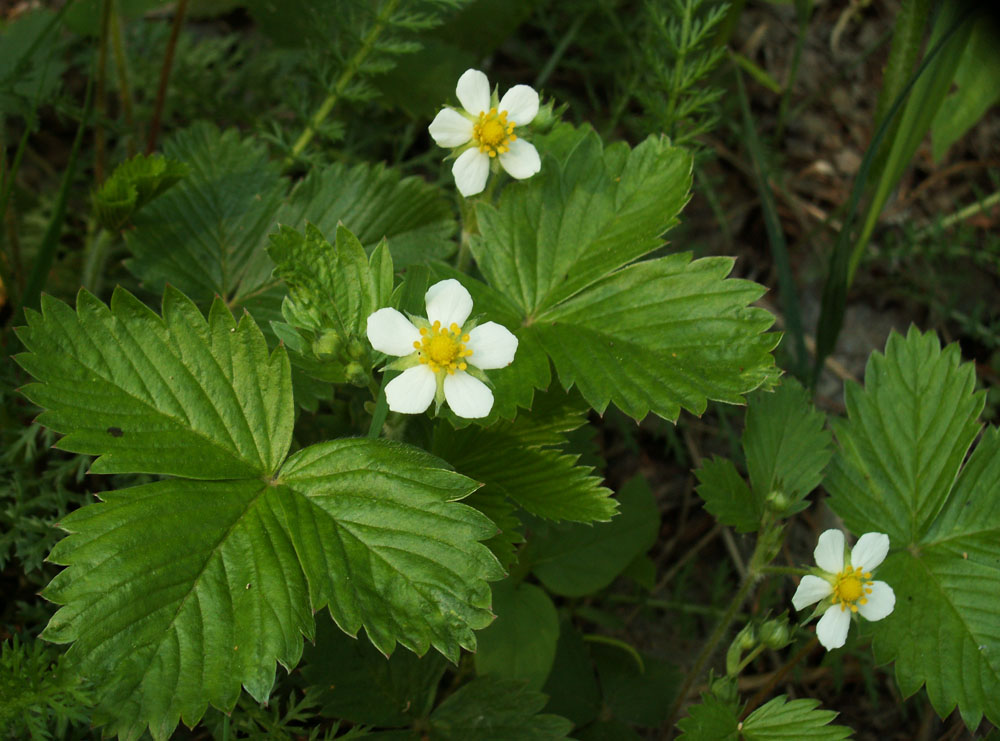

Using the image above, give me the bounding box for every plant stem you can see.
[81,228,112,294]
[146,0,189,154]
[109,0,137,157]
[283,0,400,169]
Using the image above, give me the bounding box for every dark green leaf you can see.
[591,643,680,727]
[429,677,572,740]
[542,620,601,727]
[675,693,739,740]
[741,695,852,740]
[695,457,759,533]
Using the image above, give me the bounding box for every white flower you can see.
[791,529,896,650]
[428,68,541,197]
[366,279,518,419]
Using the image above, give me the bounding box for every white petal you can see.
[857,581,895,622]
[428,108,474,148]
[791,575,833,611]
[498,84,539,125]
[466,322,518,370]
[444,371,494,418]
[425,279,473,328]
[452,148,490,197]
[498,138,541,180]
[366,308,420,357]
[816,604,851,650]
[456,68,490,115]
[851,532,890,572]
[814,529,846,574]
[384,366,436,414]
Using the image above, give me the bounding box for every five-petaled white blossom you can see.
[366,279,518,419]
[792,529,896,650]
[428,68,541,197]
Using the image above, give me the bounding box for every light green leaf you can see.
[278,161,456,267]
[826,328,983,545]
[15,286,292,479]
[93,153,189,231]
[740,695,852,740]
[533,254,779,421]
[474,581,559,690]
[826,327,1000,728]
[744,378,832,511]
[531,476,659,597]
[471,128,692,318]
[931,20,1000,161]
[463,124,777,422]
[125,123,285,304]
[43,478,311,740]
[434,390,614,523]
[695,457,759,533]
[676,693,739,740]
[429,677,572,740]
[278,438,504,661]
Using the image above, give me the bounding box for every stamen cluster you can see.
[414,321,473,375]
[832,566,874,613]
[473,108,516,157]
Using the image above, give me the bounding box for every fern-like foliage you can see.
[637,0,729,145]
[0,637,93,739]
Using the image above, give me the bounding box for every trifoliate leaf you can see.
[531,476,659,597]
[279,161,456,267]
[695,457,759,533]
[301,611,446,727]
[740,695,852,740]
[467,125,778,422]
[474,581,560,690]
[93,153,189,231]
[434,389,614,524]
[826,327,999,729]
[429,677,573,740]
[278,439,504,661]
[743,378,832,513]
[15,286,292,479]
[125,123,285,304]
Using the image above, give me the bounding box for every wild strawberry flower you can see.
[792,529,896,650]
[428,68,541,197]
[366,279,518,419]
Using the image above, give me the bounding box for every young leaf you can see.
[429,677,572,740]
[125,123,285,304]
[278,161,456,267]
[15,286,292,479]
[531,477,659,596]
[676,693,740,740]
[695,457,759,533]
[92,153,189,231]
[826,328,999,728]
[474,581,560,690]
[743,378,832,512]
[740,696,852,740]
[277,438,504,661]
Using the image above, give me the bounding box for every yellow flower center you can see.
[473,107,517,158]
[833,566,874,613]
[413,321,473,375]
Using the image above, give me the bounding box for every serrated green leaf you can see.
[434,390,614,523]
[531,476,659,596]
[125,123,285,304]
[826,327,1000,728]
[93,153,189,231]
[695,457,759,533]
[534,254,779,421]
[278,161,456,267]
[744,378,831,509]
[15,286,292,479]
[741,695,852,740]
[676,693,740,740]
[429,677,572,740]
[301,612,446,727]
[826,327,983,545]
[474,581,559,690]
[462,486,523,569]
[461,125,777,423]
[278,438,504,661]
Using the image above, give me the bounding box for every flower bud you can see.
[345,362,368,387]
[312,331,342,358]
[759,617,792,649]
[765,489,793,514]
[347,338,367,360]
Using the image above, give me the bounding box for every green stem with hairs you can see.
[283,0,401,169]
